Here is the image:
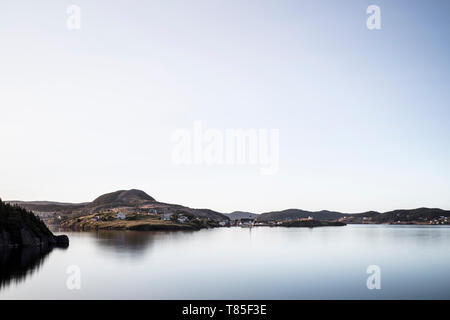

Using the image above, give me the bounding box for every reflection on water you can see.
[89,230,196,256]
[0,225,450,299]
[0,246,53,289]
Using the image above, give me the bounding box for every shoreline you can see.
[54,222,450,233]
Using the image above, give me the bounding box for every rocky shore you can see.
[0,199,69,248]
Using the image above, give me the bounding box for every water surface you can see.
[0,225,449,299]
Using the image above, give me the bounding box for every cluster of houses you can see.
[91,210,193,224]
[338,215,372,224]
[429,216,449,225]
[163,213,191,223]
[159,212,230,226]
[90,211,127,221]
[160,212,189,223]
[260,216,314,225]
[90,209,271,227]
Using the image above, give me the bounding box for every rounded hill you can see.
[90,189,155,207]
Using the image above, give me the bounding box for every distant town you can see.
[7,189,450,231]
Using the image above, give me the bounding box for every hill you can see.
[362,208,450,224]
[258,207,450,224]
[257,209,345,221]
[87,189,155,212]
[193,208,230,221]
[6,201,87,213]
[225,211,260,221]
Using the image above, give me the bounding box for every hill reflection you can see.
[89,230,196,257]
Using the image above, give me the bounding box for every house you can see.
[219,221,227,227]
[148,209,157,215]
[162,213,173,221]
[116,212,126,220]
[178,215,189,223]
[91,216,99,222]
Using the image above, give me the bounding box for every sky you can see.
[1,0,449,213]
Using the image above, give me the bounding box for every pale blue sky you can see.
[1,0,449,213]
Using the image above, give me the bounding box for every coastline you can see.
[59,214,220,231]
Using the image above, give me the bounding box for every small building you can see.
[239,218,255,227]
[219,221,227,227]
[116,212,126,220]
[162,213,173,221]
[178,215,189,223]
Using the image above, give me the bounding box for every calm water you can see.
[0,225,449,299]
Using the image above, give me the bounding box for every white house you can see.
[178,215,189,223]
[116,212,126,220]
[162,213,173,221]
